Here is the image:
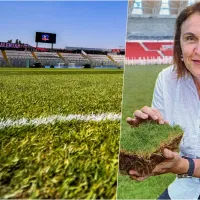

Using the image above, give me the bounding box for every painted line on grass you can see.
[0,113,121,129]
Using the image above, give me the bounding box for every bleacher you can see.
[88,54,110,62]
[125,0,188,65]
[126,42,161,59]
[6,50,35,67]
[87,54,115,66]
[35,52,63,66]
[161,49,173,57]
[126,17,174,61]
[110,55,125,65]
[62,53,89,66]
[143,42,173,50]
[143,41,173,57]
[126,41,174,60]
[127,18,175,41]
[0,51,7,66]
[0,42,125,67]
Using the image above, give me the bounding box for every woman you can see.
[126,2,200,199]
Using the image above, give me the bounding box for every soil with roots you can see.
[119,134,183,177]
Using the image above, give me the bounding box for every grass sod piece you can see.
[119,121,183,177]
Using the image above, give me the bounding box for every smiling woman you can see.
[121,1,200,200]
[180,12,200,92]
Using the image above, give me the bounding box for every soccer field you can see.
[117,65,176,199]
[0,68,123,199]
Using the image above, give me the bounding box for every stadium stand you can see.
[35,52,63,66]
[126,42,161,59]
[0,50,7,67]
[88,54,110,62]
[87,54,115,66]
[126,18,175,40]
[0,42,125,68]
[109,54,124,66]
[161,49,173,57]
[143,41,174,57]
[6,50,35,67]
[143,41,173,51]
[125,0,193,65]
[61,53,89,66]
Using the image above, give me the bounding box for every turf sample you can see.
[119,121,183,177]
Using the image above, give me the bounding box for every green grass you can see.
[0,68,123,199]
[117,65,176,199]
[0,68,123,119]
[0,68,123,74]
[120,122,183,158]
[117,173,175,199]
[0,121,119,199]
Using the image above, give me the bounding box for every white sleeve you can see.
[151,72,165,117]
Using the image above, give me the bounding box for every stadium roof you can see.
[65,46,124,51]
[128,0,198,18]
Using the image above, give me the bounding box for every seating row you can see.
[0,50,125,66]
[126,41,173,59]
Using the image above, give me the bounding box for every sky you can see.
[0,1,128,49]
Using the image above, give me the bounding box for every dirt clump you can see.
[119,123,183,177]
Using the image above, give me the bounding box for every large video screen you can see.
[35,32,56,44]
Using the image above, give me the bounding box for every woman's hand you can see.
[126,106,169,127]
[129,149,186,181]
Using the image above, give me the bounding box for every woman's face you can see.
[180,12,200,78]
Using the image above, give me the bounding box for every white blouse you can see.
[152,66,200,199]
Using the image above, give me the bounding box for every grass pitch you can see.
[0,68,123,199]
[0,68,123,119]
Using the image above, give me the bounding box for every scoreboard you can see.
[35,32,56,44]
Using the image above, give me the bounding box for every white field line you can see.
[0,113,121,129]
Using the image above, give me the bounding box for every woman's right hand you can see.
[126,106,169,127]
[128,148,184,181]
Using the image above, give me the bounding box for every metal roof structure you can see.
[128,0,198,18]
